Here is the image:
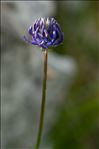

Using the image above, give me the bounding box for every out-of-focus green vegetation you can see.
[48,1,99,149]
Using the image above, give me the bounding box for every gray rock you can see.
[1,1,77,149]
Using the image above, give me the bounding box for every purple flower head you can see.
[23,17,64,49]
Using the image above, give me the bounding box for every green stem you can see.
[35,50,48,149]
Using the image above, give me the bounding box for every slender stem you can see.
[35,50,48,149]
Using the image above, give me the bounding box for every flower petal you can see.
[53,32,64,46]
[23,36,38,45]
[28,26,33,36]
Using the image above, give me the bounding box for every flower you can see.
[23,17,64,49]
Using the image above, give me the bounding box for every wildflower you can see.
[23,17,64,49]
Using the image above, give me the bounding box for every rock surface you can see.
[1,1,77,149]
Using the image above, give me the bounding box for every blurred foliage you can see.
[48,1,99,149]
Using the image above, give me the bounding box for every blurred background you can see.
[1,1,99,149]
